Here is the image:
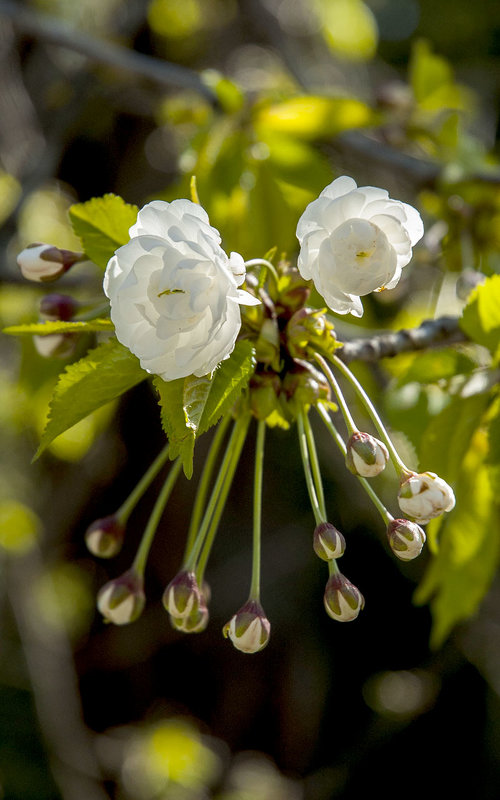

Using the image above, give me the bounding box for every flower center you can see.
[325,218,396,296]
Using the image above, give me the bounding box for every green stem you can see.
[317,404,393,525]
[328,558,340,577]
[117,444,171,524]
[75,302,111,321]
[244,258,279,286]
[132,457,183,575]
[330,354,408,476]
[301,411,327,521]
[184,414,250,572]
[314,353,357,436]
[184,415,231,558]
[297,409,324,527]
[194,416,250,583]
[249,420,266,601]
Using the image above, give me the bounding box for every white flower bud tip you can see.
[387,518,426,561]
[223,599,271,653]
[103,199,260,382]
[17,244,82,282]
[34,333,76,359]
[313,522,346,560]
[345,432,389,477]
[85,515,125,558]
[296,176,424,317]
[97,569,145,625]
[162,570,203,619]
[398,471,455,524]
[324,572,364,622]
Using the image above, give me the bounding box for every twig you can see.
[336,316,467,363]
[0,0,217,102]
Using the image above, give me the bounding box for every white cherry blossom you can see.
[296,176,424,317]
[104,200,259,381]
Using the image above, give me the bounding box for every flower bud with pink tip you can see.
[162,570,203,620]
[387,518,426,561]
[85,514,125,558]
[97,568,145,625]
[223,599,271,653]
[324,572,364,622]
[17,243,83,282]
[313,522,346,561]
[345,432,389,477]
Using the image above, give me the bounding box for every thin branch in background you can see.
[0,0,218,103]
[336,315,467,363]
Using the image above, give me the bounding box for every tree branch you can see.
[0,0,217,102]
[337,315,467,363]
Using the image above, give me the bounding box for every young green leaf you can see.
[69,194,138,269]
[153,376,196,479]
[4,319,114,336]
[35,339,146,460]
[460,274,500,354]
[198,341,256,434]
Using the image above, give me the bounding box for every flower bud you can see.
[324,572,364,622]
[17,243,83,282]
[286,307,337,359]
[398,471,455,524]
[39,293,79,321]
[387,518,426,561]
[97,568,145,625]
[345,432,389,477]
[85,514,125,558]
[223,599,271,653]
[170,605,209,634]
[313,522,346,560]
[162,570,203,620]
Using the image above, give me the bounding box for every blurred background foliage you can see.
[1,0,500,798]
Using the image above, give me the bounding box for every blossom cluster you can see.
[17,176,456,654]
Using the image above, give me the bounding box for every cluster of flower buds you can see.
[17,243,83,282]
[162,571,209,634]
[223,600,271,653]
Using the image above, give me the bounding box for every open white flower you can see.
[296,176,424,317]
[104,199,259,381]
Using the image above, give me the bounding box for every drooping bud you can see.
[313,522,346,561]
[170,605,209,634]
[323,572,364,622]
[97,568,145,625]
[85,514,125,558]
[34,333,77,359]
[162,570,203,620]
[17,243,83,282]
[387,518,426,561]
[398,471,455,524]
[223,599,271,653]
[345,432,389,478]
[39,293,79,321]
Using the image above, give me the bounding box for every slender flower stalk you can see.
[301,411,327,521]
[132,458,183,576]
[314,353,357,437]
[250,420,266,600]
[194,415,250,583]
[329,354,408,475]
[317,404,393,525]
[297,409,325,526]
[185,415,231,557]
[184,413,251,573]
[244,258,279,286]
[116,445,171,525]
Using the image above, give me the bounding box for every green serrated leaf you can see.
[419,392,490,484]
[460,274,500,354]
[183,374,213,432]
[198,341,256,434]
[35,339,146,459]
[415,431,500,648]
[4,319,114,336]
[69,194,138,269]
[153,377,195,479]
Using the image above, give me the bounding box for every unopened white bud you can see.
[324,572,364,622]
[387,518,426,561]
[398,471,455,524]
[34,333,76,359]
[85,515,125,558]
[345,432,389,477]
[313,522,346,560]
[162,571,203,620]
[17,243,83,282]
[223,599,271,653]
[97,569,145,625]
